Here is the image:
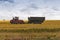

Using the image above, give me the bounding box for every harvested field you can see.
[0,20,60,40]
[0,20,60,29]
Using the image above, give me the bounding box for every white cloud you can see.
[0,0,60,20]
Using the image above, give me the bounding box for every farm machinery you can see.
[28,17,45,24]
[10,17,45,24]
[10,17,24,24]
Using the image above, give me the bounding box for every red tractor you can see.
[10,17,24,24]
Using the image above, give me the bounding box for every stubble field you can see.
[0,20,60,40]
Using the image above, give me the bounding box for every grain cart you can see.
[28,17,45,24]
[10,17,24,24]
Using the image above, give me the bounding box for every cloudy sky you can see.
[0,0,60,20]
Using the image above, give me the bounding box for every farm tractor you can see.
[10,17,24,24]
[10,17,45,24]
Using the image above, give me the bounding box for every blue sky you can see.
[0,0,60,20]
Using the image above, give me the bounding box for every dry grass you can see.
[0,32,60,40]
[0,20,60,29]
[0,20,60,40]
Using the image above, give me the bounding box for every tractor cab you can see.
[13,17,19,20]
